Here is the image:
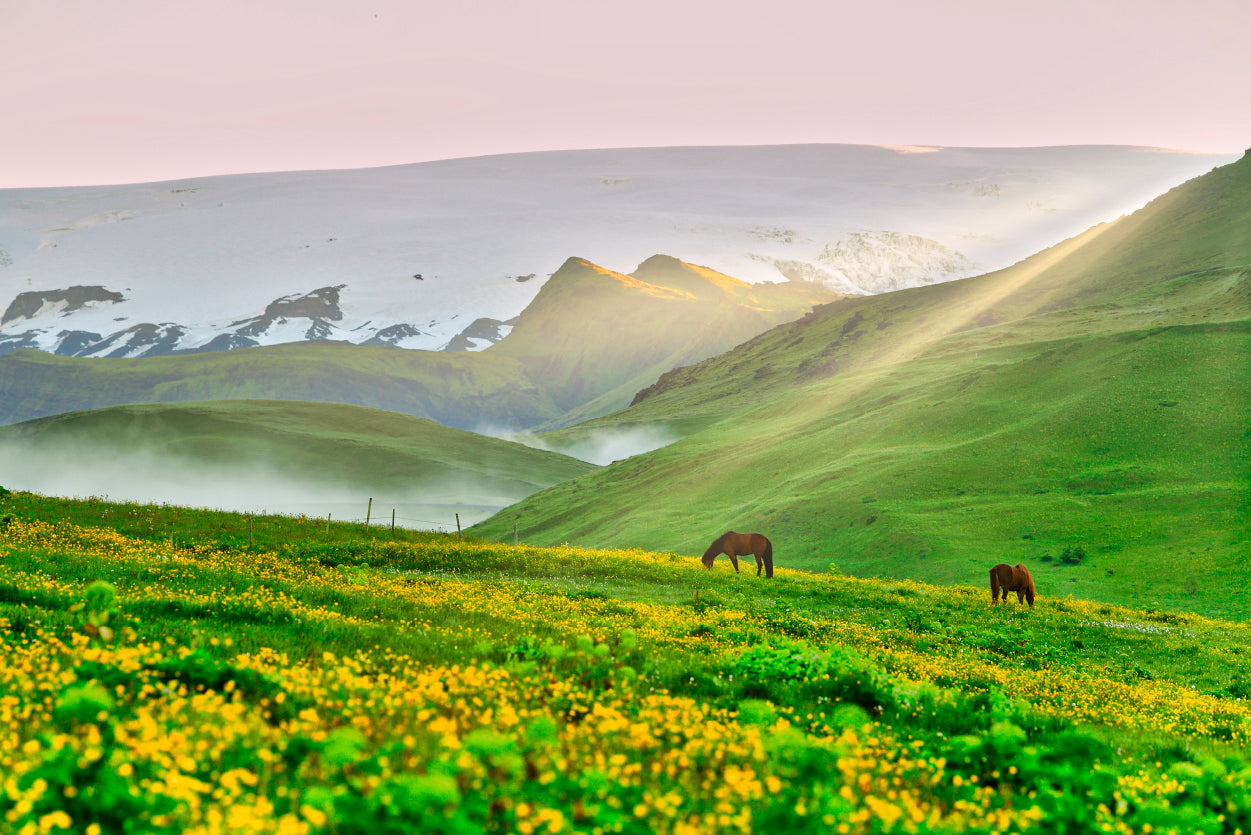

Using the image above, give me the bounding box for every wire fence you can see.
[326,513,460,531]
[230,502,496,535]
[293,498,521,535]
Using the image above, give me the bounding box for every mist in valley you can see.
[0,443,519,530]
[504,424,677,467]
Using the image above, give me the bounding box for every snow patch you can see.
[814,231,981,294]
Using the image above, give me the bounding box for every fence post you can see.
[326,513,331,535]
[513,520,518,547]
[391,508,396,534]
[365,497,372,528]
[455,513,462,540]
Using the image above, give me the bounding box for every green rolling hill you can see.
[471,153,1251,619]
[491,255,839,429]
[0,343,555,430]
[0,256,835,432]
[0,400,596,525]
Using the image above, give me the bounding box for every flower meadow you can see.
[3,503,1251,834]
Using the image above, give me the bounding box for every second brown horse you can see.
[702,531,774,579]
[990,563,1035,607]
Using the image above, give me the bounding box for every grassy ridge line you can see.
[4,507,1251,832]
[0,400,596,498]
[0,256,835,432]
[0,341,560,430]
[610,152,1251,432]
[490,256,837,429]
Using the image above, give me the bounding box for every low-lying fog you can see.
[0,444,518,530]
[0,425,678,529]
[506,424,678,466]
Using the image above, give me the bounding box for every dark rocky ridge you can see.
[232,285,346,337]
[2,286,125,325]
[442,317,519,351]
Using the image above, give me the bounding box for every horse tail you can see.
[989,567,1001,602]
[762,538,774,579]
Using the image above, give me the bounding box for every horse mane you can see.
[1017,564,1037,600]
[703,531,734,560]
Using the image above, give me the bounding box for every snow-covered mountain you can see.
[0,144,1235,357]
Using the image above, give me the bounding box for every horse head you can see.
[702,532,731,569]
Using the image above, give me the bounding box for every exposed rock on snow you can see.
[2,286,125,325]
[87,323,187,358]
[815,231,981,294]
[442,317,518,351]
[362,323,429,349]
[231,285,346,337]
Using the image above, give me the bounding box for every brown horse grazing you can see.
[702,531,774,579]
[990,563,1035,607]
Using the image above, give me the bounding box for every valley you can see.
[0,400,595,527]
[470,152,1251,619]
[1,148,1245,619]
[6,3,1247,831]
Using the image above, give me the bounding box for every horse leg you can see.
[728,551,740,573]
[1017,589,1025,604]
[755,552,763,577]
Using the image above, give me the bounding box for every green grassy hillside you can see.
[0,256,834,432]
[0,341,556,430]
[4,495,1251,833]
[488,255,836,426]
[0,400,595,522]
[473,155,1251,619]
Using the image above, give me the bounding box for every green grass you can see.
[472,156,1251,620]
[0,490,473,552]
[4,491,1251,720]
[0,340,558,430]
[17,491,1236,701]
[0,256,833,432]
[5,494,1251,831]
[489,255,837,429]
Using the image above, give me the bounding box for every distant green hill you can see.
[0,400,596,524]
[491,255,838,428]
[0,343,555,429]
[0,256,835,432]
[471,154,1251,619]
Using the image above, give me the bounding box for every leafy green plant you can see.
[1059,545,1086,565]
[69,580,122,642]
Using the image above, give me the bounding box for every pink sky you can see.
[3,0,1249,187]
